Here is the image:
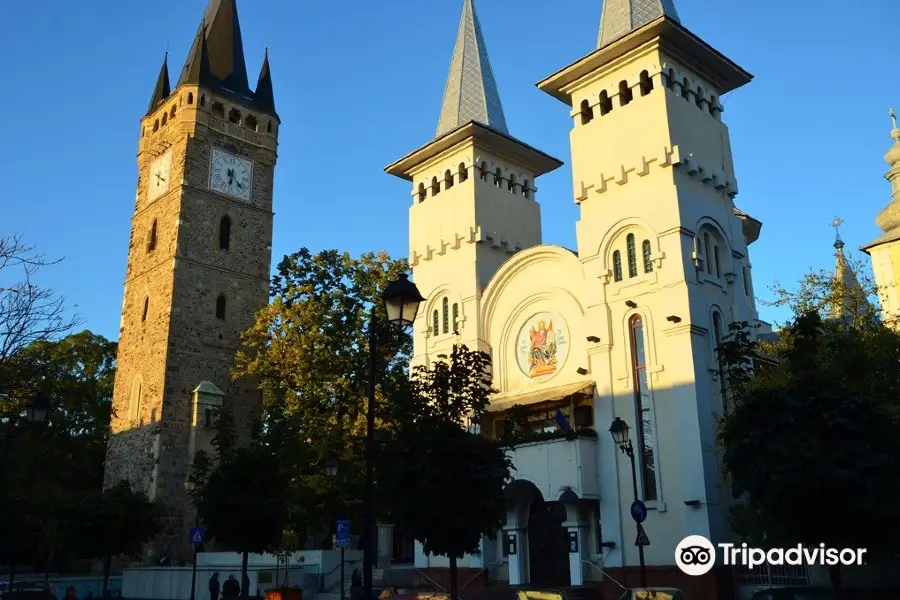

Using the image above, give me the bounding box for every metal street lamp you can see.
[185,481,200,600]
[363,273,425,600]
[25,392,52,424]
[608,417,647,587]
[322,459,339,478]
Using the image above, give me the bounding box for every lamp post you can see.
[322,460,345,600]
[363,273,424,600]
[609,417,647,587]
[184,481,199,600]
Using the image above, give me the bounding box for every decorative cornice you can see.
[410,225,521,266]
[574,144,738,204]
[663,323,707,337]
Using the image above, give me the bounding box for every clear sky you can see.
[1,0,897,343]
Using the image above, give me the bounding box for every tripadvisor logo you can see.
[675,536,867,576]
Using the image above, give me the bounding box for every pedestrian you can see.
[221,575,240,599]
[209,573,220,600]
[349,569,362,600]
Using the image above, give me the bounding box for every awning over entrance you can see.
[488,380,595,413]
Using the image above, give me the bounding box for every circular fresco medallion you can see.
[515,312,570,379]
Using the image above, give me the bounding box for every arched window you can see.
[444,169,454,190]
[142,297,149,322]
[153,119,160,132]
[161,113,168,126]
[170,105,177,119]
[432,309,439,335]
[639,70,653,96]
[212,102,225,118]
[695,86,704,109]
[742,266,751,296]
[431,176,440,196]
[612,250,623,282]
[522,179,530,198]
[187,92,194,105]
[619,80,633,106]
[219,216,231,251]
[642,239,653,273]
[709,96,718,118]
[508,173,517,193]
[267,121,273,133]
[629,315,657,501]
[200,95,206,107]
[147,219,158,253]
[129,377,143,422]
[452,303,459,332]
[216,295,226,320]
[494,168,503,188]
[458,162,468,182]
[626,233,638,278]
[713,245,721,278]
[441,297,449,334]
[580,99,594,125]
[246,114,258,131]
[599,90,612,115]
[681,78,690,100]
[228,108,241,125]
[418,183,426,203]
[703,233,712,274]
[666,68,675,90]
[479,162,488,181]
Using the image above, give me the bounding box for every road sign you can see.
[630,500,648,523]
[189,527,205,545]
[635,523,650,547]
[335,519,351,548]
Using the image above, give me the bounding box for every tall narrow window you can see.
[480,162,488,181]
[580,99,594,125]
[639,70,653,96]
[444,170,454,190]
[442,297,449,334]
[458,162,468,182]
[743,266,751,296]
[681,78,690,100]
[508,174,517,193]
[431,177,440,196]
[599,91,612,115]
[147,219,158,253]
[522,180,530,199]
[219,216,231,250]
[703,233,712,274]
[642,239,653,273]
[666,68,675,90]
[216,295,226,320]
[418,183,426,203]
[452,303,459,332]
[713,245,721,278]
[619,80,633,106]
[612,251,623,282]
[626,234,638,278]
[432,310,439,335]
[494,168,503,188]
[142,297,149,322]
[630,315,657,502]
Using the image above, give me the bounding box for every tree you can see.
[77,481,162,598]
[199,442,290,598]
[0,234,82,399]
[381,344,513,600]
[233,249,411,531]
[718,259,900,596]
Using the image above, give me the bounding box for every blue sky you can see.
[1,0,897,342]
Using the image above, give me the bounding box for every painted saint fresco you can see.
[516,313,569,378]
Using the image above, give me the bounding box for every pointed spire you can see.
[254,48,276,116]
[177,0,250,94]
[597,0,681,49]
[828,217,870,323]
[181,25,215,88]
[147,53,171,115]
[435,0,509,138]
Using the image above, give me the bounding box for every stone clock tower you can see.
[103,0,278,561]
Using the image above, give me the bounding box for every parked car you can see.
[749,588,835,600]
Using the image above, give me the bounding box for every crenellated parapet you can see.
[409,225,523,266]
[574,144,738,204]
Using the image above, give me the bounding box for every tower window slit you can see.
[666,68,675,90]
[441,297,449,334]
[522,179,530,199]
[431,176,440,196]
[639,70,653,96]
[479,162,488,181]
[612,250,623,282]
[216,294,226,320]
[187,93,194,105]
[142,297,149,322]
[219,216,231,250]
[458,162,468,182]
[580,99,594,125]
[508,173,517,193]
[642,239,653,273]
[695,86,704,109]
[626,233,638,278]
[681,78,690,100]
[494,168,503,188]
[709,96,718,118]
[161,113,168,126]
[743,266,750,296]
[599,91,612,115]
[714,245,721,278]
[445,170,454,190]
[200,95,206,107]
[619,80,633,106]
[418,183,427,203]
[147,220,158,253]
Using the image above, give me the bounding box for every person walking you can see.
[221,575,240,600]
[209,573,220,600]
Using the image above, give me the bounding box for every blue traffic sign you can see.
[335,520,351,548]
[630,500,647,524]
[189,527,205,545]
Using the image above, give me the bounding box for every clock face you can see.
[210,148,253,202]
[148,152,172,202]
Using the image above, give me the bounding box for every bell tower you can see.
[385,0,562,366]
[103,0,279,561]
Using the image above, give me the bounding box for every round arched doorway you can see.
[527,499,570,586]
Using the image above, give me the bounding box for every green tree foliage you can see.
[233,249,411,533]
[718,257,900,594]
[381,344,513,600]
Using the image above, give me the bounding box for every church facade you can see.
[386,0,763,593]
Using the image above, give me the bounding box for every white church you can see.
[382,0,766,595]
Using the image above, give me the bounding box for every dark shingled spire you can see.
[147,53,171,115]
[254,49,276,117]
[177,0,251,96]
[181,25,215,89]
